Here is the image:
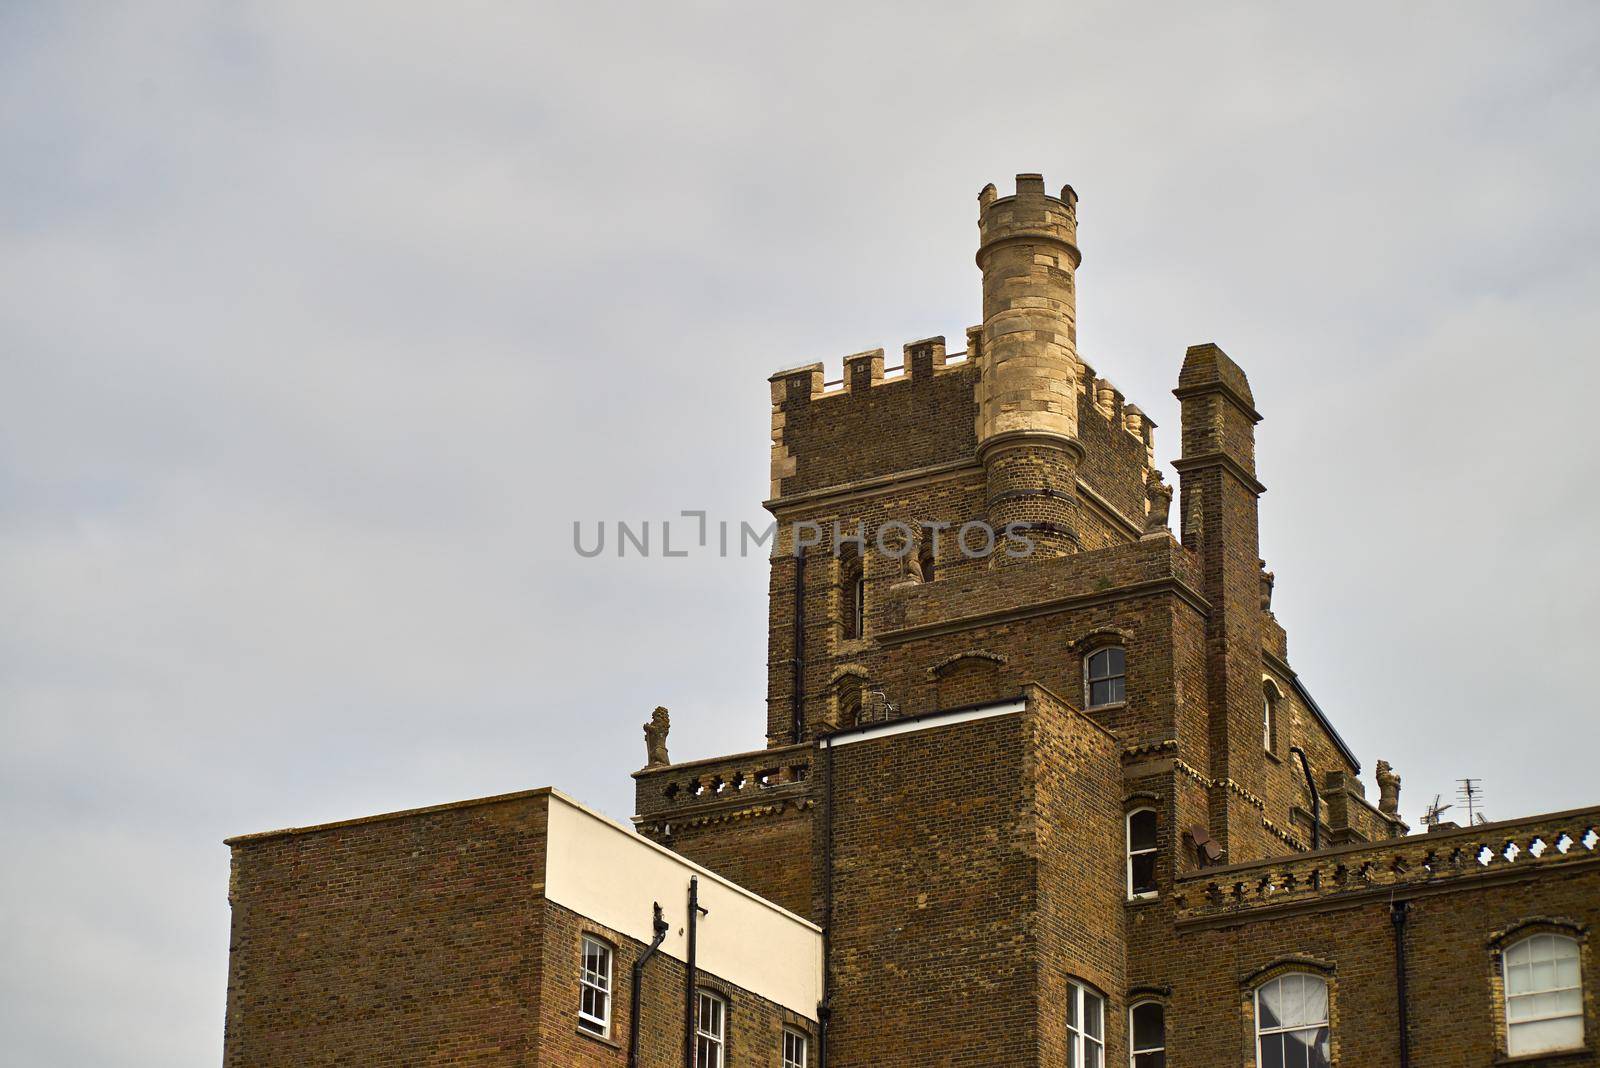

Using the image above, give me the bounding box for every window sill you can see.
[1125,893,1160,908]
[1085,701,1127,713]
[1264,749,1282,764]
[1493,1047,1592,1066]
[577,1026,622,1051]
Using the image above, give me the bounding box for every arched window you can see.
[1504,933,1584,1056]
[1066,980,1105,1067]
[1262,680,1281,754]
[1085,646,1126,708]
[1255,973,1330,1068]
[840,551,865,640]
[1130,1001,1165,1067]
[1126,808,1159,899]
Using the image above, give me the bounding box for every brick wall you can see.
[224,792,549,1066]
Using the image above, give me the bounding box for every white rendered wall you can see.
[543,789,822,1020]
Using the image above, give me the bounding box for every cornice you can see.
[1171,452,1267,496]
[876,575,1210,647]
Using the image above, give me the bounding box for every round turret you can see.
[975,174,1085,557]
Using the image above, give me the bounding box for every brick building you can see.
[225,175,1600,1066]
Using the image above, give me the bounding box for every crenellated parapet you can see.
[767,335,980,501]
[1173,806,1600,928]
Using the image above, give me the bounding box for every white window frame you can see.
[577,935,613,1038]
[782,1026,809,1068]
[1254,972,1330,1068]
[1129,1000,1165,1067]
[1084,646,1126,709]
[1067,980,1105,1067]
[695,990,726,1068]
[1504,933,1585,1056]
[1126,808,1159,900]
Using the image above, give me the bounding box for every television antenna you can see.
[1422,794,1452,829]
[1456,778,1485,826]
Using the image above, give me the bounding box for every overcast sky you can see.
[3,3,1598,1064]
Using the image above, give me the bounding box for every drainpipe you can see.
[683,877,708,1068]
[1392,900,1411,1068]
[818,734,835,1068]
[792,552,807,743]
[626,902,669,1068]
[1289,746,1321,851]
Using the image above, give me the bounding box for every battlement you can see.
[767,334,970,408]
[977,173,1079,265]
[1173,806,1600,929]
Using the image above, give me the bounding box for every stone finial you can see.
[643,706,671,767]
[1142,469,1174,535]
[1260,562,1275,612]
[1376,760,1402,818]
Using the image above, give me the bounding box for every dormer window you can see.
[1085,647,1126,708]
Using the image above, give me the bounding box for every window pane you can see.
[1084,991,1103,1039]
[1105,647,1125,674]
[1556,955,1581,987]
[1085,1037,1103,1068]
[1129,810,1158,852]
[1258,979,1283,1030]
[1260,1032,1285,1068]
[1089,679,1111,706]
[1298,976,1328,1027]
[1066,984,1078,1028]
[1131,853,1158,895]
[1088,649,1109,679]
[1509,1016,1584,1056]
[1134,1055,1166,1068]
[1107,676,1125,703]
[1133,1002,1164,1050]
[1308,1027,1331,1068]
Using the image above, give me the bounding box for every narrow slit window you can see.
[1127,808,1159,899]
[841,551,865,639]
[1086,647,1126,707]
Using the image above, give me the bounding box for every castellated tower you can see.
[977,174,1085,557]
[633,173,1403,1065]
